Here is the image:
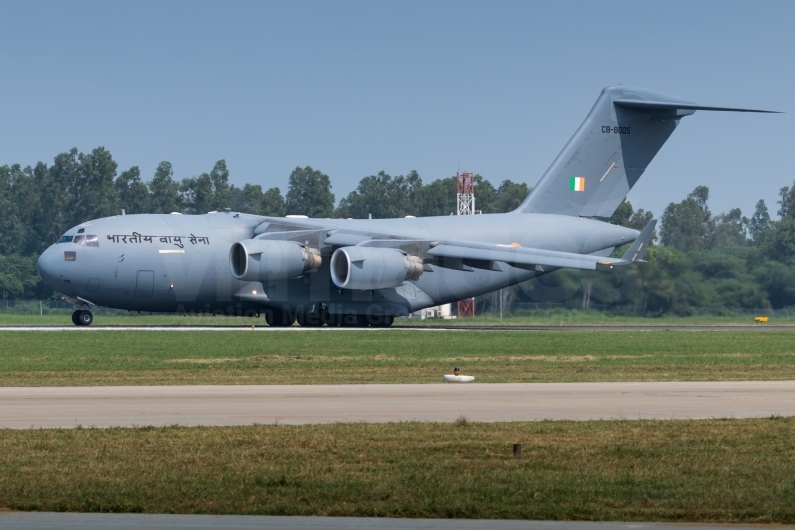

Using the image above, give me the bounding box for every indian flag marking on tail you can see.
[569,176,585,192]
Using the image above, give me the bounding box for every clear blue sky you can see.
[1,0,791,219]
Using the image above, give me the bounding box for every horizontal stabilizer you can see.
[614,99,781,113]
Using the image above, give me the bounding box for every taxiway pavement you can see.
[2,513,790,530]
[1,381,793,429]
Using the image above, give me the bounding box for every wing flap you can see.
[428,244,603,272]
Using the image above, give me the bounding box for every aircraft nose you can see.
[37,245,60,288]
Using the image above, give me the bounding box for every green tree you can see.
[754,259,795,307]
[148,162,181,214]
[236,183,263,214]
[473,175,497,213]
[180,173,214,215]
[660,186,711,252]
[261,187,285,217]
[209,160,231,210]
[72,147,120,224]
[6,164,41,254]
[609,199,634,226]
[690,186,712,222]
[777,183,795,219]
[634,246,691,316]
[40,149,81,246]
[748,199,771,244]
[764,217,795,264]
[416,177,456,217]
[0,254,38,302]
[335,170,423,219]
[115,166,150,214]
[704,208,747,250]
[495,180,530,212]
[0,166,26,255]
[285,166,335,218]
[628,208,654,231]
[234,184,285,216]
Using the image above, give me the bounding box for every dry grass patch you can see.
[0,418,794,521]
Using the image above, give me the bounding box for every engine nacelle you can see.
[330,246,423,290]
[230,239,321,282]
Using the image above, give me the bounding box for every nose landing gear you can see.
[71,310,93,326]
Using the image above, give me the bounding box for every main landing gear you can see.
[71,309,93,326]
[265,304,396,328]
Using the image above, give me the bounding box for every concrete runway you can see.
[1,381,793,429]
[2,513,791,530]
[2,324,795,331]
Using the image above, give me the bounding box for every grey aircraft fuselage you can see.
[36,211,637,317]
[35,86,776,324]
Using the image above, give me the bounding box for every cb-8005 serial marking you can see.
[602,126,630,134]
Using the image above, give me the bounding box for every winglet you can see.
[620,219,656,263]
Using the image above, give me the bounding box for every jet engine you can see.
[230,239,321,281]
[330,246,423,290]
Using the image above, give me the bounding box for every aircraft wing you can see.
[251,215,656,273]
[427,218,657,272]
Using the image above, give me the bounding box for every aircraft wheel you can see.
[77,310,93,326]
[265,308,296,327]
[339,313,362,327]
[325,312,342,327]
[373,315,395,328]
[71,310,81,326]
[319,307,334,327]
[297,308,323,327]
[365,313,393,327]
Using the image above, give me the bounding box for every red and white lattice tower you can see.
[456,172,476,216]
[456,172,476,317]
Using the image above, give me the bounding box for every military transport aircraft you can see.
[36,86,776,326]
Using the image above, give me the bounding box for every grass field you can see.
[0,309,787,327]
[1,418,793,521]
[2,330,795,386]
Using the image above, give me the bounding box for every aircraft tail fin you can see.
[516,86,778,218]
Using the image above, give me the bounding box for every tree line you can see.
[2,145,795,315]
[0,146,528,301]
[512,185,795,316]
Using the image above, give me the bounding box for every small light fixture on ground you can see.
[443,366,474,382]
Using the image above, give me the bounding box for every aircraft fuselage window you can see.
[58,236,73,244]
[64,251,76,261]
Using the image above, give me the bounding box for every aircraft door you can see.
[135,270,155,298]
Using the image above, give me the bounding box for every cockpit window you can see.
[77,228,85,234]
[57,234,98,246]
